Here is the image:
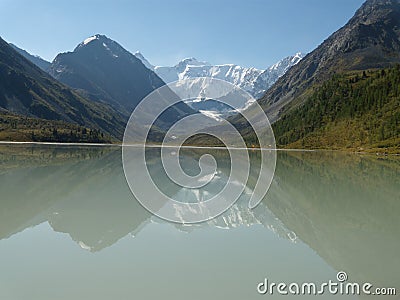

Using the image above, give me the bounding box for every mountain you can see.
[9,43,51,72]
[134,52,304,111]
[48,34,194,124]
[0,36,126,140]
[232,0,400,152]
[252,0,400,123]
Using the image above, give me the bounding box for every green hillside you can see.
[272,66,400,153]
[0,111,112,143]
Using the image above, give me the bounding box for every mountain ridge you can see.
[248,0,400,152]
[0,36,126,140]
[49,34,194,129]
[49,34,163,114]
[9,43,51,72]
[252,0,400,123]
[135,52,304,100]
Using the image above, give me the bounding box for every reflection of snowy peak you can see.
[134,52,304,100]
[150,198,296,243]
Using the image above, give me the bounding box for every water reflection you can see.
[264,151,400,292]
[0,145,290,251]
[0,145,399,296]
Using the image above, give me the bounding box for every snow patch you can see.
[83,35,98,45]
[102,42,110,50]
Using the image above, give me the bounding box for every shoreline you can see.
[0,141,120,147]
[0,140,398,156]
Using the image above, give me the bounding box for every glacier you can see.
[134,51,304,117]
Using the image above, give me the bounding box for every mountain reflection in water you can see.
[0,144,399,297]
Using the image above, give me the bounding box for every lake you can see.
[0,144,399,299]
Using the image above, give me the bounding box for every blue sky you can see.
[0,0,364,69]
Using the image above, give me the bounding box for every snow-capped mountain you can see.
[49,34,165,114]
[135,52,304,100]
[48,34,194,125]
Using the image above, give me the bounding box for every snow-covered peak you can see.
[75,34,113,51]
[175,57,209,73]
[134,51,146,61]
[181,57,197,63]
[82,35,99,45]
[134,51,305,112]
[176,57,209,67]
[269,52,304,72]
[74,34,129,60]
[134,51,154,70]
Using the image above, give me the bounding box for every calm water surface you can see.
[0,145,399,299]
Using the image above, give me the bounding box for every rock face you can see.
[254,0,400,123]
